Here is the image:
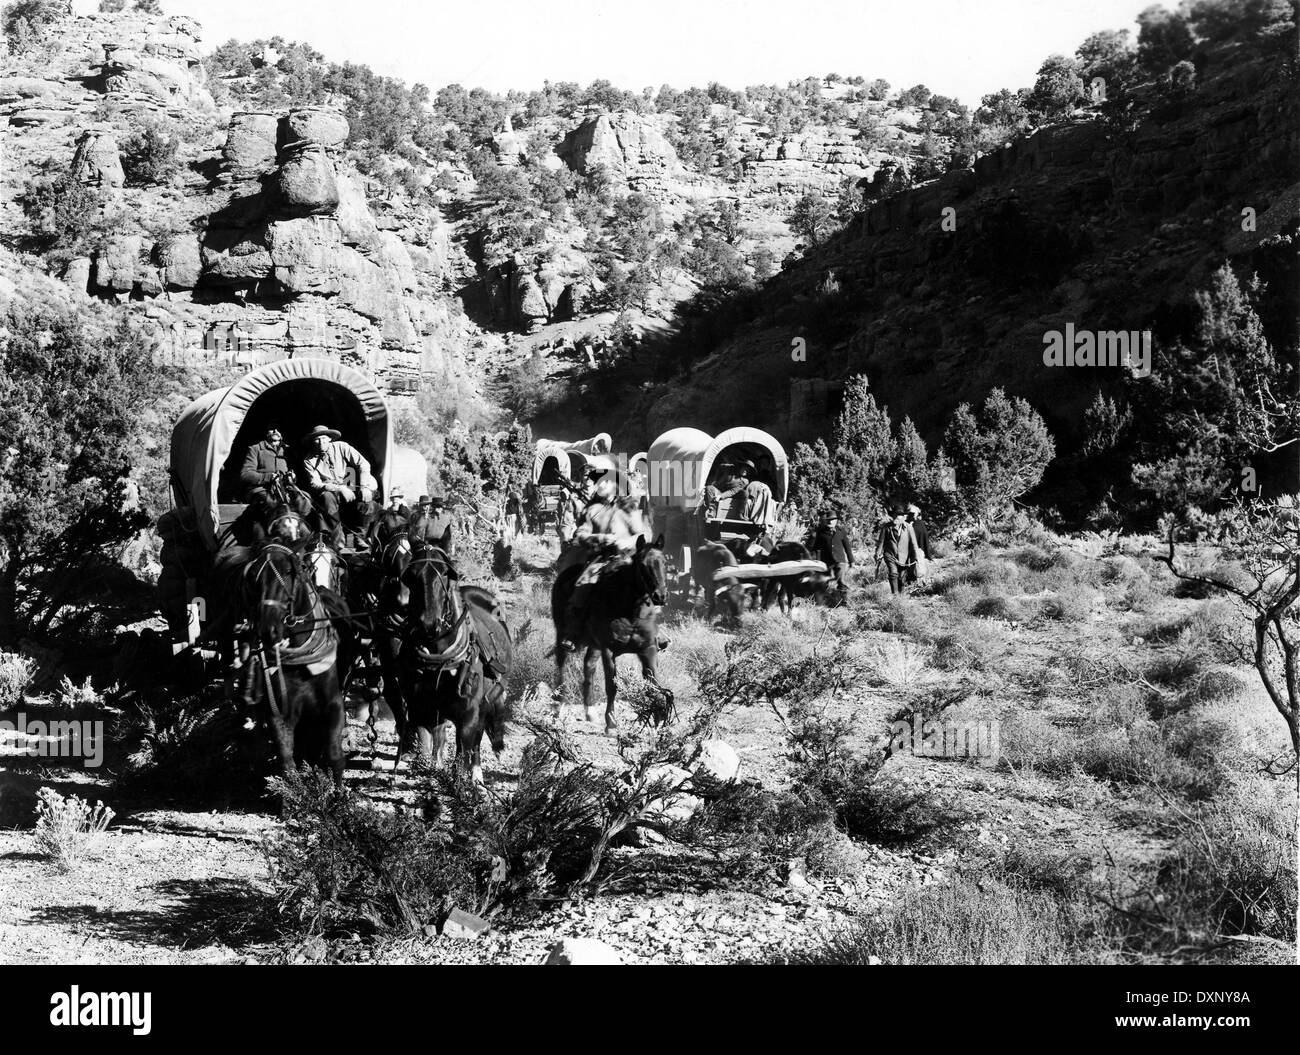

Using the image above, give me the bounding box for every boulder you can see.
[557,111,680,179]
[266,216,342,294]
[71,130,125,189]
[138,268,164,298]
[281,107,349,150]
[641,763,701,825]
[61,257,92,294]
[275,144,340,215]
[441,908,490,940]
[155,233,202,290]
[102,65,169,101]
[543,938,623,965]
[513,271,548,326]
[691,740,740,795]
[93,234,144,293]
[222,112,279,176]
[201,228,274,283]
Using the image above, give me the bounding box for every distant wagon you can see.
[158,357,427,645]
[645,426,789,572]
[529,433,614,529]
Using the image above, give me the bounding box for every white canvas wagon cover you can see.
[646,426,789,514]
[169,357,395,549]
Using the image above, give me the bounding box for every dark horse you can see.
[395,537,513,782]
[234,539,346,785]
[551,535,674,732]
[348,521,415,761]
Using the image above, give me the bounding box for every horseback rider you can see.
[240,423,292,501]
[301,425,378,550]
[411,494,456,553]
[368,484,411,548]
[559,461,643,651]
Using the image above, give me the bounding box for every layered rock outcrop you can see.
[0,10,475,401]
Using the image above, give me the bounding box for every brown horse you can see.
[236,540,345,785]
[692,540,752,622]
[551,535,674,732]
[395,538,512,782]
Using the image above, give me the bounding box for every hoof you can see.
[583,707,596,723]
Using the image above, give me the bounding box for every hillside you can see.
[0,6,950,433]
[611,36,1300,465]
[1,2,1296,515]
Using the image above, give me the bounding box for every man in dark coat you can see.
[411,495,456,553]
[239,424,291,499]
[905,503,931,584]
[809,509,855,598]
[875,504,924,594]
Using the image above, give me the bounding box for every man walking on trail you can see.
[301,425,376,548]
[875,503,925,595]
[905,503,932,584]
[240,423,291,500]
[810,508,855,598]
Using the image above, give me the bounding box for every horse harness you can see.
[401,549,495,705]
[240,543,338,674]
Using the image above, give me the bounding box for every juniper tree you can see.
[0,302,157,644]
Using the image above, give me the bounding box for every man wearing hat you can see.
[559,461,643,650]
[810,507,855,599]
[411,494,456,552]
[239,422,291,500]
[874,503,924,595]
[368,484,411,548]
[301,425,377,547]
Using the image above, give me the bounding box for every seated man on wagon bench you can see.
[239,423,292,501]
[300,424,378,550]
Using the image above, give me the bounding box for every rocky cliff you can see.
[1,10,478,404]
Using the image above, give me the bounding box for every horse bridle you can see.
[405,548,466,639]
[380,530,412,576]
[267,511,310,542]
[244,543,320,636]
[402,547,474,670]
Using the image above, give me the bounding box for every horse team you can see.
[222,479,675,786]
[225,480,512,786]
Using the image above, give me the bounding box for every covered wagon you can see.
[528,434,614,530]
[158,357,428,642]
[645,426,789,572]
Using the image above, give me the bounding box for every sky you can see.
[72,0,1171,106]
